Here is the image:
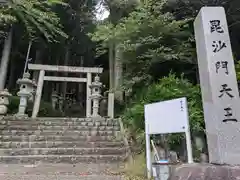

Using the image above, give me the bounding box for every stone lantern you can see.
[16,72,34,117]
[89,74,102,117]
[51,91,58,110]
[0,89,12,116]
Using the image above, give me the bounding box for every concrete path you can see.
[0,163,124,180]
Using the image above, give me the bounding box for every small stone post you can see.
[29,79,37,102]
[0,89,12,117]
[108,92,114,118]
[51,91,58,110]
[100,92,108,117]
[58,94,64,113]
[16,72,34,117]
[89,74,102,117]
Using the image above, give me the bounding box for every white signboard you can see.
[144,97,193,179]
[144,97,189,134]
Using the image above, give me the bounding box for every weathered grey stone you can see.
[3,118,118,127]
[95,121,101,126]
[169,151,178,163]
[194,7,240,165]
[0,175,123,180]
[0,163,125,179]
[0,129,119,136]
[0,147,127,156]
[0,89,12,116]
[0,116,127,165]
[200,153,209,163]
[169,163,240,180]
[88,122,94,126]
[0,125,118,131]
[0,141,124,149]
[0,154,126,164]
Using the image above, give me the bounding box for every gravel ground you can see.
[0,163,124,180]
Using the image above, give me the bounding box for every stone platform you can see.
[169,163,240,180]
[0,163,124,180]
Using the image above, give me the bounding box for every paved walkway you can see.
[0,163,124,180]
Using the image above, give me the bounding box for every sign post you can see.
[145,123,152,178]
[144,97,193,179]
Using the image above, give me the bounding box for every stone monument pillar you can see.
[89,75,102,117]
[16,72,35,117]
[0,89,12,117]
[194,7,240,165]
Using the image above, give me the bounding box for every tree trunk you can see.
[7,59,16,90]
[114,43,123,101]
[109,41,115,91]
[55,55,60,94]
[61,47,69,99]
[78,56,84,101]
[33,49,42,82]
[0,29,13,90]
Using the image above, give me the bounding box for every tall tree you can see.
[94,0,139,101]
[0,0,67,90]
[164,0,240,59]
[91,0,195,95]
[52,0,98,99]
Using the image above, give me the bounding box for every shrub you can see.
[121,73,204,151]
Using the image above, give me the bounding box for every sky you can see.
[95,1,110,20]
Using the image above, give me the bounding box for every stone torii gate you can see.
[28,63,103,118]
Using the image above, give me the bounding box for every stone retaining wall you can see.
[169,163,240,180]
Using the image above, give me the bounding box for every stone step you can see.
[0,130,120,136]
[0,125,120,131]
[0,147,127,156]
[0,154,126,163]
[0,163,124,175]
[0,135,121,142]
[0,141,125,149]
[1,117,119,126]
[0,175,123,180]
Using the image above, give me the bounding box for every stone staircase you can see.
[0,117,128,164]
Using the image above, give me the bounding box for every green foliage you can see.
[0,0,68,41]
[101,0,139,23]
[90,0,196,93]
[53,0,97,57]
[235,61,240,80]
[8,96,63,117]
[121,74,204,147]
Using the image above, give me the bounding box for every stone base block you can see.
[169,163,240,180]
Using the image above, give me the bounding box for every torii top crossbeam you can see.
[28,64,103,74]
